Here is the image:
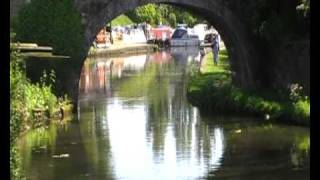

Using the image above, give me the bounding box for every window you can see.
[172,29,187,39]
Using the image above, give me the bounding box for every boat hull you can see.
[170,39,200,47]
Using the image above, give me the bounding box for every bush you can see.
[13,0,84,58]
[24,82,57,119]
[10,49,62,131]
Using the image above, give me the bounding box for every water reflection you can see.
[202,119,310,180]
[77,48,224,179]
[18,48,309,180]
[170,47,200,64]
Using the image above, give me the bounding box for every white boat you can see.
[170,27,200,47]
[193,24,208,42]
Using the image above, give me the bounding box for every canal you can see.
[17,48,309,180]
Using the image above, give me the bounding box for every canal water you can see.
[17,48,309,180]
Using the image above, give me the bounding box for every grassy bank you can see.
[111,14,134,26]
[187,49,309,126]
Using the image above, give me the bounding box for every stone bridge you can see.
[11,0,310,107]
[77,0,260,86]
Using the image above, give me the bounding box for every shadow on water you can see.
[17,47,309,180]
[200,116,310,180]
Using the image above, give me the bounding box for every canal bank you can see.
[10,47,74,179]
[88,43,158,58]
[187,50,310,126]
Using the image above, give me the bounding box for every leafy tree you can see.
[126,4,158,25]
[126,3,203,27]
[13,0,84,58]
[176,10,198,27]
[168,13,177,27]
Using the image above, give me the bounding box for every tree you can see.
[168,13,177,28]
[126,4,158,25]
[13,0,85,58]
[126,3,203,27]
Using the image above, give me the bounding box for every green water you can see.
[18,48,309,180]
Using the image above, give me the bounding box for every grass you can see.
[111,14,134,26]
[201,49,231,74]
[187,49,310,126]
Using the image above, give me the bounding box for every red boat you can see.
[149,25,173,42]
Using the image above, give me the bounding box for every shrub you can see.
[11,49,60,130]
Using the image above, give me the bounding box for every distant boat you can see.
[94,28,112,48]
[170,27,200,47]
[193,24,208,42]
[149,25,173,42]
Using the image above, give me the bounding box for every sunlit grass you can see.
[201,49,230,74]
[187,49,310,126]
[111,14,134,26]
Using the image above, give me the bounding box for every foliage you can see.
[10,48,70,179]
[10,146,25,180]
[126,3,202,27]
[245,0,309,44]
[286,83,310,123]
[168,13,177,28]
[24,81,58,118]
[296,0,310,17]
[173,7,199,27]
[291,98,310,124]
[296,135,310,154]
[10,50,28,142]
[10,31,17,42]
[10,50,27,180]
[11,51,58,125]
[127,4,158,25]
[13,0,84,58]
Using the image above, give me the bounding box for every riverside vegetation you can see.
[187,49,309,126]
[10,38,73,179]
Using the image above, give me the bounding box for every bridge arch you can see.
[74,0,261,89]
[11,0,309,106]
